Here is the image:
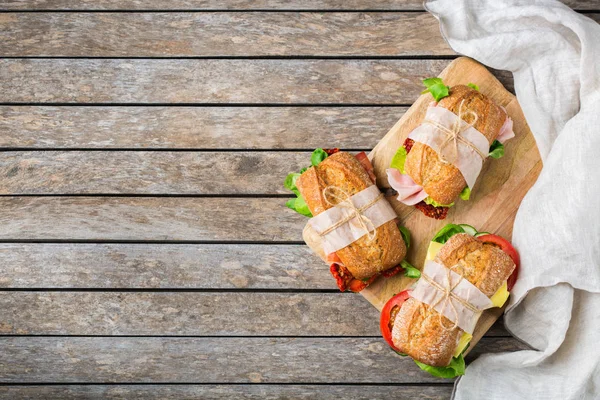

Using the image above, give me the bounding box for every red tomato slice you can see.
[380,290,411,351]
[477,234,520,291]
[354,152,377,184]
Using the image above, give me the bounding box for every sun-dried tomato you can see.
[403,138,415,153]
[330,263,379,292]
[381,263,404,278]
[329,263,354,292]
[414,201,449,220]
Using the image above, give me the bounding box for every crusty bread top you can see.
[296,152,372,216]
[438,85,506,146]
[392,297,461,367]
[404,85,508,205]
[436,233,515,297]
[391,233,516,366]
[404,143,467,206]
[296,152,406,279]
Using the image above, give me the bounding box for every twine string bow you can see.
[318,186,384,242]
[420,263,482,331]
[423,99,487,164]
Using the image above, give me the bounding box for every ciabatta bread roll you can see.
[297,152,407,281]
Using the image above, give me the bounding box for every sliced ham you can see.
[497,116,515,143]
[386,168,428,206]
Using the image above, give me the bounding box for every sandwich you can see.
[284,148,417,292]
[379,224,519,378]
[387,79,515,219]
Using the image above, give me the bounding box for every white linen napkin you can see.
[424,1,600,398]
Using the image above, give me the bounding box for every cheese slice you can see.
[425,241,445,261]
[454,332,473,358]
[490,281,509,307]
[424,241,510,357]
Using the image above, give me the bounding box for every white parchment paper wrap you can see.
[408,106,489,189]
[307,185,397,255]
[411,260,494,334]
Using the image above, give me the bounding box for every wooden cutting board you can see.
[304,57,542,354]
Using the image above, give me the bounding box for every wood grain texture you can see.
[0,106,405,149]
[0,1,425,10]
[0,337,528,383]
[0,385,454,400]
[0,12,451,57]
[0,243,335,289]
[0,151,312,195]
[0,59,514,104]
[0,292,382,336]
[0,241,510,336]
[0,197,306,241]
[1,0,596,10]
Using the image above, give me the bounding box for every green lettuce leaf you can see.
[424,197,454,208]
[421,77,450,102]
[488,140,505,159]
[414,354,466,378]
[467,83,479,91]
[390,145,408,173]
[285,196,312,217]
[431,224,465,244]
[283,153,322,217]
[459,186,471,201]
[284,172,301,192]
[397,224,411,249]
[311,148,328,166]
[401,259,421,278]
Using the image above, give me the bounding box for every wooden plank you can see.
[0,12,451,57]
[0,59,513,104]
[1,0,596,11]
[0,385,454,400]
[0,106,405,149]
[0,337,528,383]
[0,292,382,336]
[0,151,312,195]
[0,241,509,335]
[0,197,306,242]
[0,1,425,10]
[0,243,336,290]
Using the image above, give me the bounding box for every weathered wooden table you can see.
[0,1,597,399]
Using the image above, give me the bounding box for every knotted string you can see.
[420,263,482,331]
[318,186,384,242]
[423,100,487,164]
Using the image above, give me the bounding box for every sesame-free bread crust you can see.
[391,233,515,367]
[404,85,508,205]
[296,152,406,280]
